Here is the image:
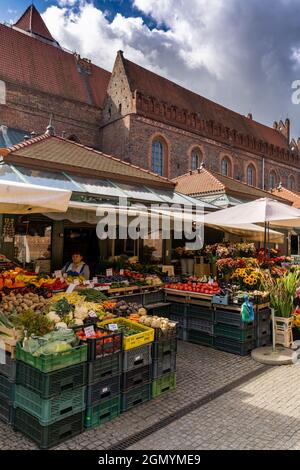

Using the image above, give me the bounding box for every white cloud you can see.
[42,0,300,138]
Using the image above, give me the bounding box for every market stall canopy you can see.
[0,179,71,213]
[207,222,284,243]
[204,197,300,228]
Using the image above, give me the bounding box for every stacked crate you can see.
[186,303,215,347]
[13,342,87,449]
[151,327,177,399]
[255,307,271,347]
[214,306,256,356]
[83,327,122,429]
[121,343,152,412]
[0,351,16,425]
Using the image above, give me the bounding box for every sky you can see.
[2,0,300,139]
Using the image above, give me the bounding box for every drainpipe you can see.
[262,157,265,190]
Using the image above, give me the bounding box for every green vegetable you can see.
[11,309,54,337]
[78,288,107,302]
[33,341,72,357]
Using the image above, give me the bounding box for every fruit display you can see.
[165,281,220,295]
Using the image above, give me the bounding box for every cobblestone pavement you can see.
[129,363,300,450]
[0,341,266,450]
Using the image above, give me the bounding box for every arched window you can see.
[151,139,164,176]
[289,175,296,191]
[269,171,276,189]
[191,148,201,171]
[247,164,256,186]
[221,157,231,177]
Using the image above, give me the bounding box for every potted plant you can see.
[262,271,300,347]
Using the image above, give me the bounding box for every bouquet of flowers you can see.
[231,267,262,289]
[236,242,256,258]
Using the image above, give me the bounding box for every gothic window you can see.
[191,148,202,171]
[152,140,164,176]
[221,156,232,177]
[247,164,256,186]
[269,171,276,189]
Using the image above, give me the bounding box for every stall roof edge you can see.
[1,134,176,189]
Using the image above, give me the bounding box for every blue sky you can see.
[1,1,160,27]
[2,0,300,139]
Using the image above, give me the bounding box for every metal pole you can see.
[271,307,276,353]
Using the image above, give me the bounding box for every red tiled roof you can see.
[173,168,287,201]
[269,187,300,208]
[0,23,110,107]
[122,56,288,150]
[14,5,55,42]
[0,134,175,188]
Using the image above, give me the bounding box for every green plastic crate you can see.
[14,408,84,449]
[16,361,87,399]
[14,384,86,425]
[16,342,87,373]
[84,395,120,428]
[152,372,176,398]
[121,383,151,412]
[214,324,255,342]
[188,329,214,347]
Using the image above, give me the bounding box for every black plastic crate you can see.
[169,302,187,316]
[152,350,176,378]
[75,325,122,361]
[256,335,271,348]
[165,309,187,340]
[215,308,255,329]
[146,303,170,317]
[16,361,87,399]
[0,353,16,381]
[143,289,165,306]
[116,293,143,304]
[121,383,151,412]
[123,344,152,372]
[187,329,214,347]
[14,408,84,449]
[256,308,271,324]
[214,337,255,356]
[0,373,15,401]
[0,395,14,424]
[187,316,214,335]
[87,352,122,385]
[152,338,177,361]
[188,304,214,322]
[86,374,121,407]
[121,364,151,392]
[257,322,271,339]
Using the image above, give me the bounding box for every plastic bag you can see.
[241,295,254,322]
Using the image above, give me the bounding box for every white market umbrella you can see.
[205,197,300,227]
[208,222,284,244]
[0,180,71,213]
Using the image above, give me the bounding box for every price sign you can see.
[120,269,124,276]
[84,280,91,285]
[66,283,75,293]
[106,269,113,277]
[84,326,95,338]
[108,323,118,331]
[54,270,62,279]
[95,285,110,291]
[93,277,98,283]
[88,310,98,318]
[73,279,80,286]
[35,265,40,274]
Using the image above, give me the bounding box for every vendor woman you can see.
[62,250,90,280]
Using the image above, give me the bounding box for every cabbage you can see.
[32,341,72,357]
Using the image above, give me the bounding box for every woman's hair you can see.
[72,250,83,257]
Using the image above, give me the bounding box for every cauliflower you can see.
[73,318,84,326]
[56,322,68,329]
[74,304,88,320]
[47,311,61,324]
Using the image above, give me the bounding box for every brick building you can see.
[101,51,300,191]
[0,5,110,148]
[1,5,300,192]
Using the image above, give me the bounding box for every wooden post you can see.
[51,220,64,271]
